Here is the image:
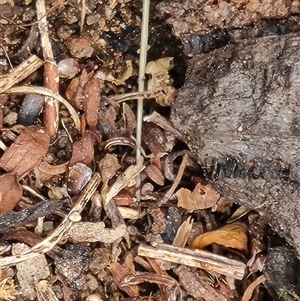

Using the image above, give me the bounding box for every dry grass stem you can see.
[158,153,189,206]
[0,173,101,267]
[0,55,43,93]
[138,243,246,280]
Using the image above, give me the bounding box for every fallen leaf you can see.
[0,174,22,214]
[144,164,165,186]
[82,77,102,128]
[190,222,248,250]
[69,131,95,166]
[241,275,266,301]
[145,57,175,106]
[65,70,94,109]
[37,161,68,182]
[108,262,139,297]
[67,163,92,195]
[0,126,50,178]
[176,183,220,212]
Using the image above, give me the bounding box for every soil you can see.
[0,0,300,300]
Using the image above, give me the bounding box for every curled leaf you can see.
[190,222,248,251]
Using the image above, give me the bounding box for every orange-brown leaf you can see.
[0,174,22,213]
[0,126,49,177]
[190,222,248,250]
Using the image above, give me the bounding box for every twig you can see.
[138,244,246,280]
[0,55,43,93]
[241,275,266,301]
[110,91,156,103]
[143,111,185,141]
[0,173,101,267]
[79,0,86,33]
[158,153,189,206]
[6,86,80,130]
[135,0,150,198]
[36,0,59,137]
[104,158,145,205]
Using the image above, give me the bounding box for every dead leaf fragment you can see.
[67,163,92,195]
[190,222,248,250]
[176,183,220,212]
[98,153,121,183]
[0,174,22,214]
[36,280,59,301]
[145,57,175,106]
[144,164,165,186]
[69,131,95,167]
[108,262,139,297]
[0,126,49,178]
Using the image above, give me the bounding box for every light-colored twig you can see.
[135,0,150,198]
[36,0,59,137]
[138,243,246,280]
[0,55,43,93]
[0,173,101,267]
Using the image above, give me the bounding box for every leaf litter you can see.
[0,0,289,300]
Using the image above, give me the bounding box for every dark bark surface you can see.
[171,33,300,256]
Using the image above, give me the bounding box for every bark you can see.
[171,33,300,256]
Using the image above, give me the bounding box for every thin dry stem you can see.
[0,173,101,267]
[135,0,150,198]
[158,153,189,206]
[36,0,59,137]
[0,55,43,93]
[138,243,246,280]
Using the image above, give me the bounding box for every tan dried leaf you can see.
[99,153,121,183]
[145,57,175,106]
[0,126,49,178]
[36,280,59,301]
[190,222,248,250]
[0,174,22,214]
[176,183,220,212]
[144,164,165,186]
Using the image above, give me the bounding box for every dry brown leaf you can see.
[69,131,95,167]
[190,222,248,250]
[108,262,139,297]
[0,174,22,214]
[82,77,103,128]
[67,163,92,195]
[0,126,49,178]
[65,70,94,109]
[37,161,68,182]
[144,164,165,186]
[176,183,220,212]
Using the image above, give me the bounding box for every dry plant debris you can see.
[0,0,293,300]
